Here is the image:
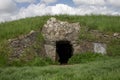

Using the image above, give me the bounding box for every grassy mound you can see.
[0,15,120,66]
[0,15,120,43]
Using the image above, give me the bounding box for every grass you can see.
[0,57,120,80]
[68,52,109,64]
[0,15,119,45]
[0,15,120,43]
[55,15,120,32]
[0,16,50,42]
[7,57,54,67]
[107,44,120,56]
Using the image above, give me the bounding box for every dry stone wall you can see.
[8,30,46,59]
[8,30,37,58]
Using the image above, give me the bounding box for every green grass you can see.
[68,53,109,64]
[0,57,120,80]
[107,44,120,56]
[0,15,120,44]
[0,15,120,43]
[0,16,50,42]
[0,15,119,46]
[7,57,54,67]
[55,15,120,32]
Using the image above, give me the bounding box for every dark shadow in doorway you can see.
[56,40,73,64]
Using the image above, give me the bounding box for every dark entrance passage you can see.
[56,41,73,64]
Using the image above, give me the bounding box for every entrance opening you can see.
[56,40,73,64]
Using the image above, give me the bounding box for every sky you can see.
[0,0,120,22]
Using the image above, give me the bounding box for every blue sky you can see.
[55,0,75,6]
[0,0,120,22]
[17,0,75,8]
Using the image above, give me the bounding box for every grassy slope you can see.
[0,15,120,52]
[0,16,50,42]
[0,57,120,80]
[0,15,120,63]
[0,15,120,43]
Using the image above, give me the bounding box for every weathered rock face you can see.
[8,30,45,59]
[42,17,81,60]
[9,30,37,58]
[93,43,106,54]
[42,17,80,44]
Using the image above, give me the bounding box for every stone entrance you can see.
[56,40,73,64]
[42,17,80,61]
[42,17,107,62]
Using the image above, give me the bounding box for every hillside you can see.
[0,15,120,42]
[0,15,120,80]
[0,15,120,66]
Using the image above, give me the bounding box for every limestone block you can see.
[93,43,106,54]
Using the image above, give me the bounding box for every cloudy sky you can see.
[0,0,120,22]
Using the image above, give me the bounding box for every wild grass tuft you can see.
[7,57,54,67]
[68,52,109,64]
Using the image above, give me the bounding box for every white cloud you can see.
[12,4,48,19]
[73,0,120,7]
[0,3,120,23]
[41,0,57,4]
[10,4,120,21]
[0,0,17,14]
[14,0,35,3]
[73,0,106,5]
[107,0,120,7]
